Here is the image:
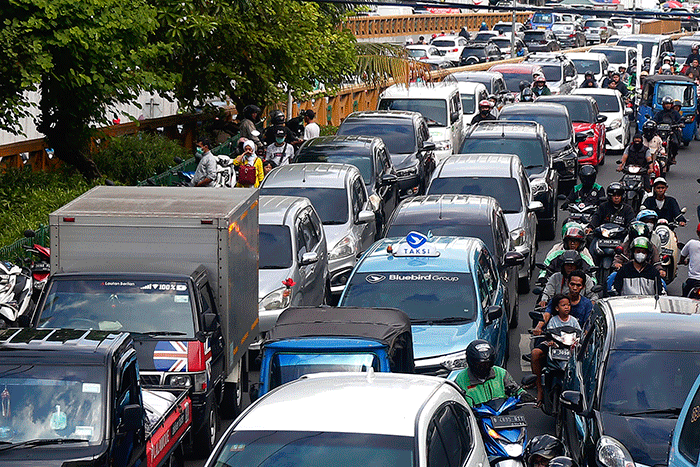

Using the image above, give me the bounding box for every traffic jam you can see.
[4,7,700,467]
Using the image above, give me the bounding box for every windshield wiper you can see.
[141,331,187,337]
[618,407,683,417]
[0,438,88,452]
[411,317,471,325]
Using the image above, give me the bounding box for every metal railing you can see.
[0,225,49,262]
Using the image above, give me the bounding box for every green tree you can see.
[0,0,171,178]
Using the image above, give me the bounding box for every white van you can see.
[378,82,464,162]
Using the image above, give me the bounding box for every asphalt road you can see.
[187,124,700,466]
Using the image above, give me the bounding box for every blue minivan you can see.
[668,372,700,467]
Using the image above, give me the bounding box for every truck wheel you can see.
[193,401,220,457]
[220,380,243,419]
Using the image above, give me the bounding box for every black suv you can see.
[498,102,580,193]
[460,121,558,239]
[336,111,436,198]
[460,41,502,66]
[523,29,560,53]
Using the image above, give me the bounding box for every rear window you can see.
[432,39,456,47]
[295,149,373,184]
[379,98,448,127]
[539,65,563,82]
[590,93,620,112]
[494,24,512,34]
[386,222,495,252]
[590,48,626,64]
[499,111,571,141]
[261,187,349,225]
[572,59,601,75]
[617,39,654,58]
[408,48,428,58]
[524,31,546,41]
[584,20,606,27]
[338,120,416,155]
[462,46,487,57]
[532,13,553,23]
[499,71,536,92]
[552,24,573,32]
[551,100,594,123]
[428,176,523,213]
[459,137,546,173]
[474,33,496,42]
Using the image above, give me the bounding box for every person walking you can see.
[191,138,217,187]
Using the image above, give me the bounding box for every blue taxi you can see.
[338,232,524,377]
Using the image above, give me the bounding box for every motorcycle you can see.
[617,163,647,212]
[589,223,627,288]
[22,230,51,303]
[656,122,684,163]
[655,209,686,284]
[0,260,33,327]
[215,154,236,188]
[560,200,596,226]
[472,396,530,467]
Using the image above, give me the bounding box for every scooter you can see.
[0,260,33,327]
[617,163,647,212]
[215,154,236,188]
[22,230,51,303]
[655,208,686,284]
[560,200,596,226]
[472,396,530,467]
[589,223,627,288]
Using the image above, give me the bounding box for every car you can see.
[567,52,609,87]
[530,11,563,30]
[260,163,377,296]
[523,29,561,52]
[616,34,673,63]
[524,53,579,94]
[610,16,634,36]
[429,34,470,64]
[378,81,464,163]
[205,373,491,467]
[498,103,579,192]
[406,44,454,68]
[450,71,510,108]
[459,41,503,66]
[471,30,501,44]
[572,88,631,153]
[667,7,700,32]
[456,81,490,124]
[672,39,700,64]
[425,156,541,293]
[491,35,530,58]
[587,45,636,74]
[494,21,526,39]
[460,121,559,239]
[339,233,522,375]
[294,135,399,229]
[553,22,587,48]
[668,370,700,467]
[536,94,607,166]
[488,63,545,98]
[559,296,700,467]
[383,194,522,322]
[257,196,330,334]
[606,36,620,46]
[582,18,617,44]
[336,111,437,198]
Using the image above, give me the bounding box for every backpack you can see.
[238,159,257,186]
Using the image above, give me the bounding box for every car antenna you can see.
[302,165,306,183]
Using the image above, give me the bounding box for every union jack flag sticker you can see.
[153,341,189,372]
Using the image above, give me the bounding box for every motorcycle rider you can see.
[641,177,687,226]
[613,220,664,277]
[520,87,534,102]
[524,435,566,467]
[549,457,579,467]
[537,226,595,284]
[613,237,664,295]
[642,119,666,163]
[537,270,593,330]
[454,340,530,407]
[685,43,700,65]
[680,223,700,296]
[581,71,597,88]
[471,100,497,125]
[618,133,653,192]
[262,110,299,146]
[587,182,636,232]
[532,75,551,97]
[653,96,683,164]
[539,251,598,307]
[602,69,628,97]
[565,164,606,207]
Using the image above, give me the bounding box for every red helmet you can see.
[479,99,493,109]
[535,75,546,83]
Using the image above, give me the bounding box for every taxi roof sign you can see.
[393,232,440,257]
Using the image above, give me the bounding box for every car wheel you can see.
[220,375,244,420]
[192,398,220,457]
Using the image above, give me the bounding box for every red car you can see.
[535,94,607,166]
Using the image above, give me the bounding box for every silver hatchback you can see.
[260,163,377,296]
[258,195,330,334]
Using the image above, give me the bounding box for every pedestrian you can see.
[302,109,320,140]
[234,140,264,188]
[191,138,217,187]
[239,105,262,148]
[265,128,294,166]
[681,223,700,296]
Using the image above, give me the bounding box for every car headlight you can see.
[580,145,594,157]
[510,228,527,247]
[609,118,622,130]
[440,350,467,371]
[396,164,419,178]
[330,234,358,260]
[434,140,452,151]
[596,436,636,467]
[564,157,576,168]
[531,178,548,195]
[259,287,291,312]
[166,374,192,388]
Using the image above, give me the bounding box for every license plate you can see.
[550,348,571,361]
[598,239,621,248]
[491,414,527,429]
[661,247,673,255]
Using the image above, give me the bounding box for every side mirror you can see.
[117,404,143,434]
[356,210,375,225]
[421,141,436,152]
[522,374,537,388]
[528,201,544,212]
[484,305,503,325]
[591,284,604,294]
[300,251,319,266]
[624,108,633,116]
[575,132,588,143]
[615,159,622,165]
[381,173,398,186]
[681,207,688,214]
[560,390,585,414]
[597,115,608,123]
[202,312,218,332]
[535,262,547,270]
[529,310,544,322]
[504,251,526,267]
[249,383,260,402]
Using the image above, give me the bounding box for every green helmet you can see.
[631,236,650,251]
[561,221,585,239]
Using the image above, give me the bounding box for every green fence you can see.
[0,225,50,263]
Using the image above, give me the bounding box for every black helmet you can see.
[270,109,285,125]
[243,104,261,119]
[560,250,582,269]
[629,220,651,240]
[584,71,594,78]
[519,80,530,91]
[521,88,534,102]
[525,435,566,467]
[466,339,496,379]
[549,457,578,467]
[642,119,657,137]
[607,182,624,199]
[579,164,596,187]
[662,96,674,106]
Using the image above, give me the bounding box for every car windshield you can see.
[260,188,349,225]
[338,120,416,154]
[260,225,292,269]
[0,363,105,445]
[554,100,594,123]
[407,48,428,58]
[37,279,196,337]
[461,93,476,114]
[617,39,654,58]
[474,33,495,42]
[295,150,373,184]
[427,177,523,213]
[432,39,456,47]
[462,46,487,57]
[539,65,563,82]
[499,112,571,140]
[500,71,536,92]
[585,20,606,27]
[601,350,700,415]
[656,83,696,107]
[532,13,553,23]
[492,38,512,48]
[674,42,698,60]
[572,59,601,75]
[378,98,448,127]
[524,31,546,41]
[589,93,620,112]
[590,48,626,64]
[212,431,414,467]
[460,138,546,173]
[341,272,477,322]
[269,353,380,390]
[385,223,495,252]
[494,24,513,34]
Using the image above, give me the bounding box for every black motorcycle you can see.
[589,223,627,288]
[617,163,646,212]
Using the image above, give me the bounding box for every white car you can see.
[610,17,634,36]
[573,88,631,152]
[457,81,489,123]
[567,52,609,86]
[406,44,452,68]
[429,34,469,64]
[588,45,637,73]
[204,373,491,467]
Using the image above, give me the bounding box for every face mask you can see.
[480,109,489,115]
[196,147,204,156]
[634,252,647,263]
[275,137,285,144]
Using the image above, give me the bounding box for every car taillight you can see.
[625,23,631,27]
[540,40,548,44]
[584,26,589,29]
[601,26,607,30]
[569,34,575,38]
[452,48,459,52]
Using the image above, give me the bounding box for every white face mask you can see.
[634,252,647,263]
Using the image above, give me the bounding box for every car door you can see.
[520,167,538,257]
[450,91,464,148]
[111,356,145,467]
[426,402,476,467]
[477,252,504,362]
[563,61,577,94]
[352,176,375,249]
[294,217,309,303]
[299,209,324,305]
[494,209,517,321]
[378,145,398,219]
